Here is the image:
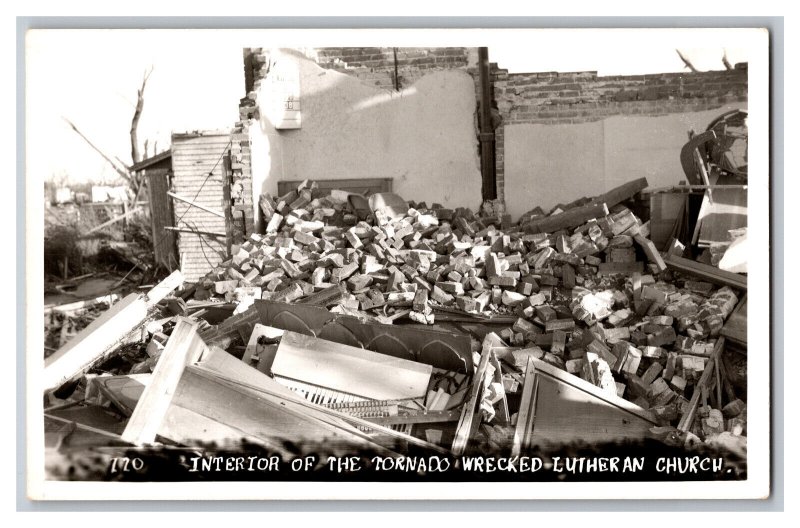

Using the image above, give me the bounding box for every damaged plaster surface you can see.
[249,49,482,228]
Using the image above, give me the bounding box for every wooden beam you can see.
[80,207,142,237]
[664,254,747,291]
[145,270,185,305]
[44,294,146,392]
[511,358,538,457]
[677,337,725,432]
[646,185,748,194]
[590,177,649,209]
[452,333,498,455]
[121,318,207,444]
[167,191,224,218]
[524,202,609,234]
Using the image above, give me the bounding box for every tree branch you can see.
[676,49,698,73]
[722,50,733,71]
[63,117,133,184]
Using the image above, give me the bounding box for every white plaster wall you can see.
[250,49,482,228]
[504,121,606,221]
[504,103,746,221]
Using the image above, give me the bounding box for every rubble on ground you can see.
[43,178,748,471]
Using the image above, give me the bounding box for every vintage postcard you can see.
[24,26,771,501]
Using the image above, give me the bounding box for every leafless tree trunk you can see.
[130,67,153,164]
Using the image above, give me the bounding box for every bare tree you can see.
[130,67,153,164]
[676,49,698,73]
[63,66,155,196]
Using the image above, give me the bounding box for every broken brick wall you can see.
[495,64,748,219]
[238,48,748,222]
[240,47,483,232]
[314,47,476,91]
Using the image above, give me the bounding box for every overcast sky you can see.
[25,28,755,185]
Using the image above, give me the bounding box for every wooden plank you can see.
[43,294,147,392]
[147,169,178,270]
[80,206,142,237]
[167,191,224,218]
[634,234,667,272]
[272,331,433,401]
[597,261,645,276]
[45,294,120,315]
[145,270,184,305]
[589,177,649,209]
[721,294,747,346]
[121,318,207,444]
[678,337,725,432]
[664,254,747,291]
[511,358,537,457]
[524,202,609,234]
[452,333,498,455]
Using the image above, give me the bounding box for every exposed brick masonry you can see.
[239,47,747,208]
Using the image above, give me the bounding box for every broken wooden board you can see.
[254,300,472,373]
[523,202,609,234]
[664,254,747,291]
[121,317,207,444]
[511,358,538,457]
[272,331,433,401]
[516,359,657,447]
[44,271,184,393]
[452,333,501,455]
[721,295,747,347]
[589,177,649,210]
[677,337,725,432]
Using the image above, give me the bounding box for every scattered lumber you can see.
[43,271,184,393]
[664,254,747,291]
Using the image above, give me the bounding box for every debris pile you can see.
[43,178,748,473]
